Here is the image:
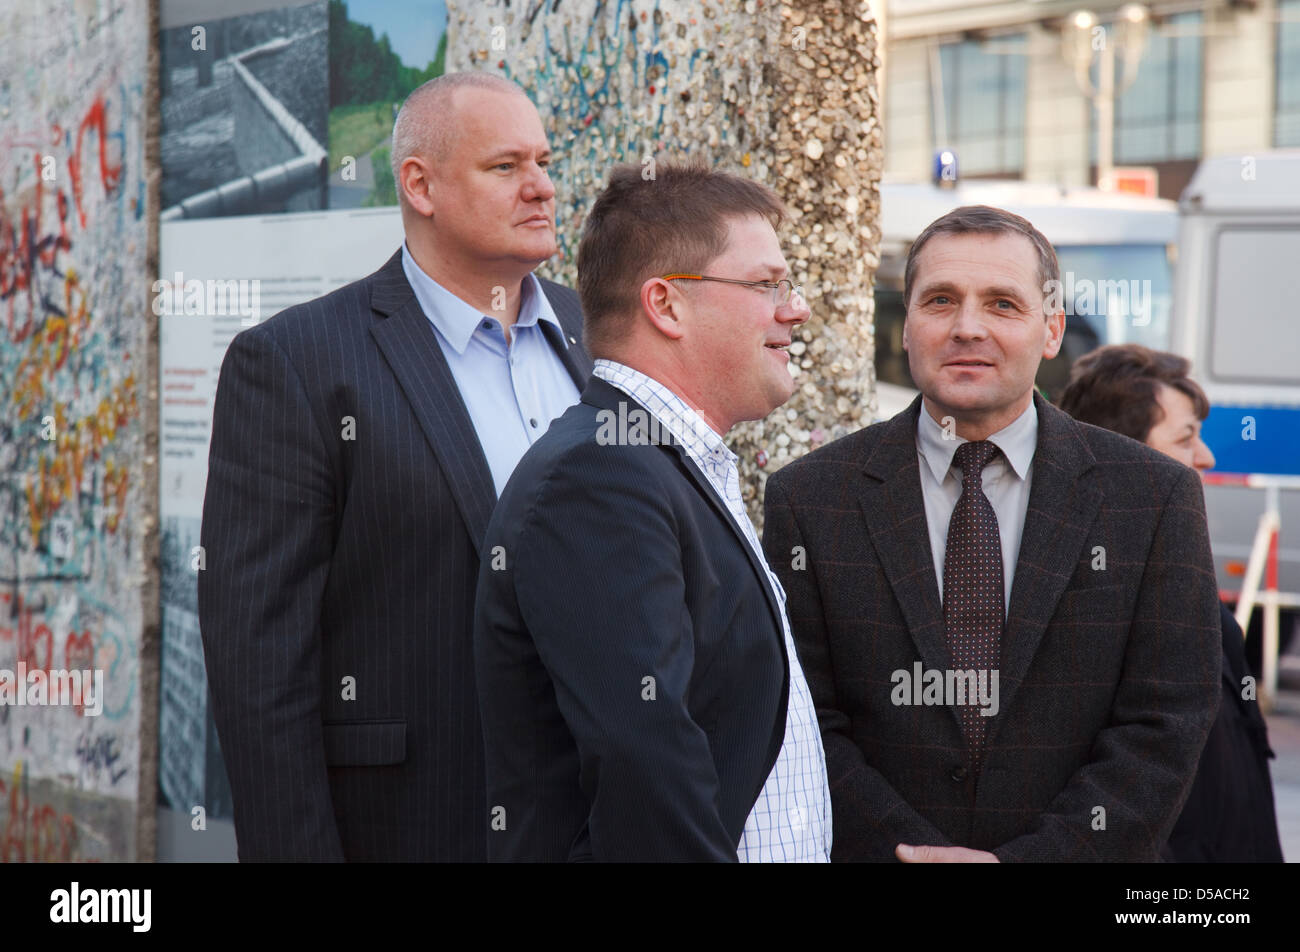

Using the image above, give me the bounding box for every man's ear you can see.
[901,310,911,352]
[400,156,436,218]
[1042,307,1066,359]
[639,277,687,341]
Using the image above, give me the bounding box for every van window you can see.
[1045,244,1174,397]
[1209,228,1300,384]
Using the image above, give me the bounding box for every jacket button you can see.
[949,765,968,782]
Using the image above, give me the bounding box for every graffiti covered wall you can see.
[446,0,883,526]
[0,0,156,860]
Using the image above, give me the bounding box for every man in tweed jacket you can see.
[763,205,1220,862]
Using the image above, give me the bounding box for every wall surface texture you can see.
[447,0,882,525]
[0,0,157,861]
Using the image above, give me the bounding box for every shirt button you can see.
[529,418,538,428]
[949,765,968,782]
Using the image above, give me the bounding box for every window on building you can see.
[1091,10,1203,163]
[1278,0,1300,146]
[935,34,1027,177]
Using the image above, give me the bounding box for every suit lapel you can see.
[580,378,786,637]
[671,437,791,769]
[539,278,594,390]
[994,394,1102,734]
[369,249,497,555]
[857,396,950,680]
[678,449,787,636]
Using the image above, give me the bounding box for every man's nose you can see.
[950,298,988,339]
[1193,437,1216,472]
[522,161,555,202]
[780,287,811,327]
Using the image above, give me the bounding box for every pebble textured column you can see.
[448,0,882,527]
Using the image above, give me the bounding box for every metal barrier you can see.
[1204,472,1300,710]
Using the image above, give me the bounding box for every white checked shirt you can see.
[593,360,832,862]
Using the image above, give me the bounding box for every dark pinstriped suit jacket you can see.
[762,393,1221,861]
[197,248,592,861]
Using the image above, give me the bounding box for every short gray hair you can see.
[390,72,529,203]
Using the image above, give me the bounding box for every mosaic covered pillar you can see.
[448,0,882,526]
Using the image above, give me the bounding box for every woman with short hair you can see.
[1060,343,1283,863]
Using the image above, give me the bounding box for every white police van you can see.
[1172,151,1300,628]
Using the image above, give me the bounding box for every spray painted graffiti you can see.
[0,761,80,862]
[1,93,140,559]
[0,0,150,860]
[453,0,771,268]
[450,0,884,528]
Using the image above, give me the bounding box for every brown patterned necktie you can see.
[942,439,1004,767]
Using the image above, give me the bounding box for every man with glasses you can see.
[472,161,830,861]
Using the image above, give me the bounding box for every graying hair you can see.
[390,72,529,203]
[903,204,1060,310]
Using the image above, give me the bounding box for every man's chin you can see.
[730,392,792,428]
[514,239,557,267]
[765,380,798,416]
[504,247,556,269]
[923,389,999,417]
[923,381,1039,425]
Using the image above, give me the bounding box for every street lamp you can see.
[1063,4,1150,189]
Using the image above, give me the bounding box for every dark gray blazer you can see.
[762,392,1221,862]
[198,248,592,861]
[473,377,789,861]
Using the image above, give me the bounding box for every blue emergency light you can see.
[933,150,959,187]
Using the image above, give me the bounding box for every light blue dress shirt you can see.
[401,243,581,496]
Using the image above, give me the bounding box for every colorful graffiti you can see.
[451,0,883,525]
[0,0,150,861]
[0,762,80,863]
[454,0,772,269]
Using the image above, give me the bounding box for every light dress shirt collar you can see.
[916,397,1038,483]
[401,241,567,354]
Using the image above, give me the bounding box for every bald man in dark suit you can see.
[199,73,591,861]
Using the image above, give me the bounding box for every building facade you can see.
[884,0,1300,199]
